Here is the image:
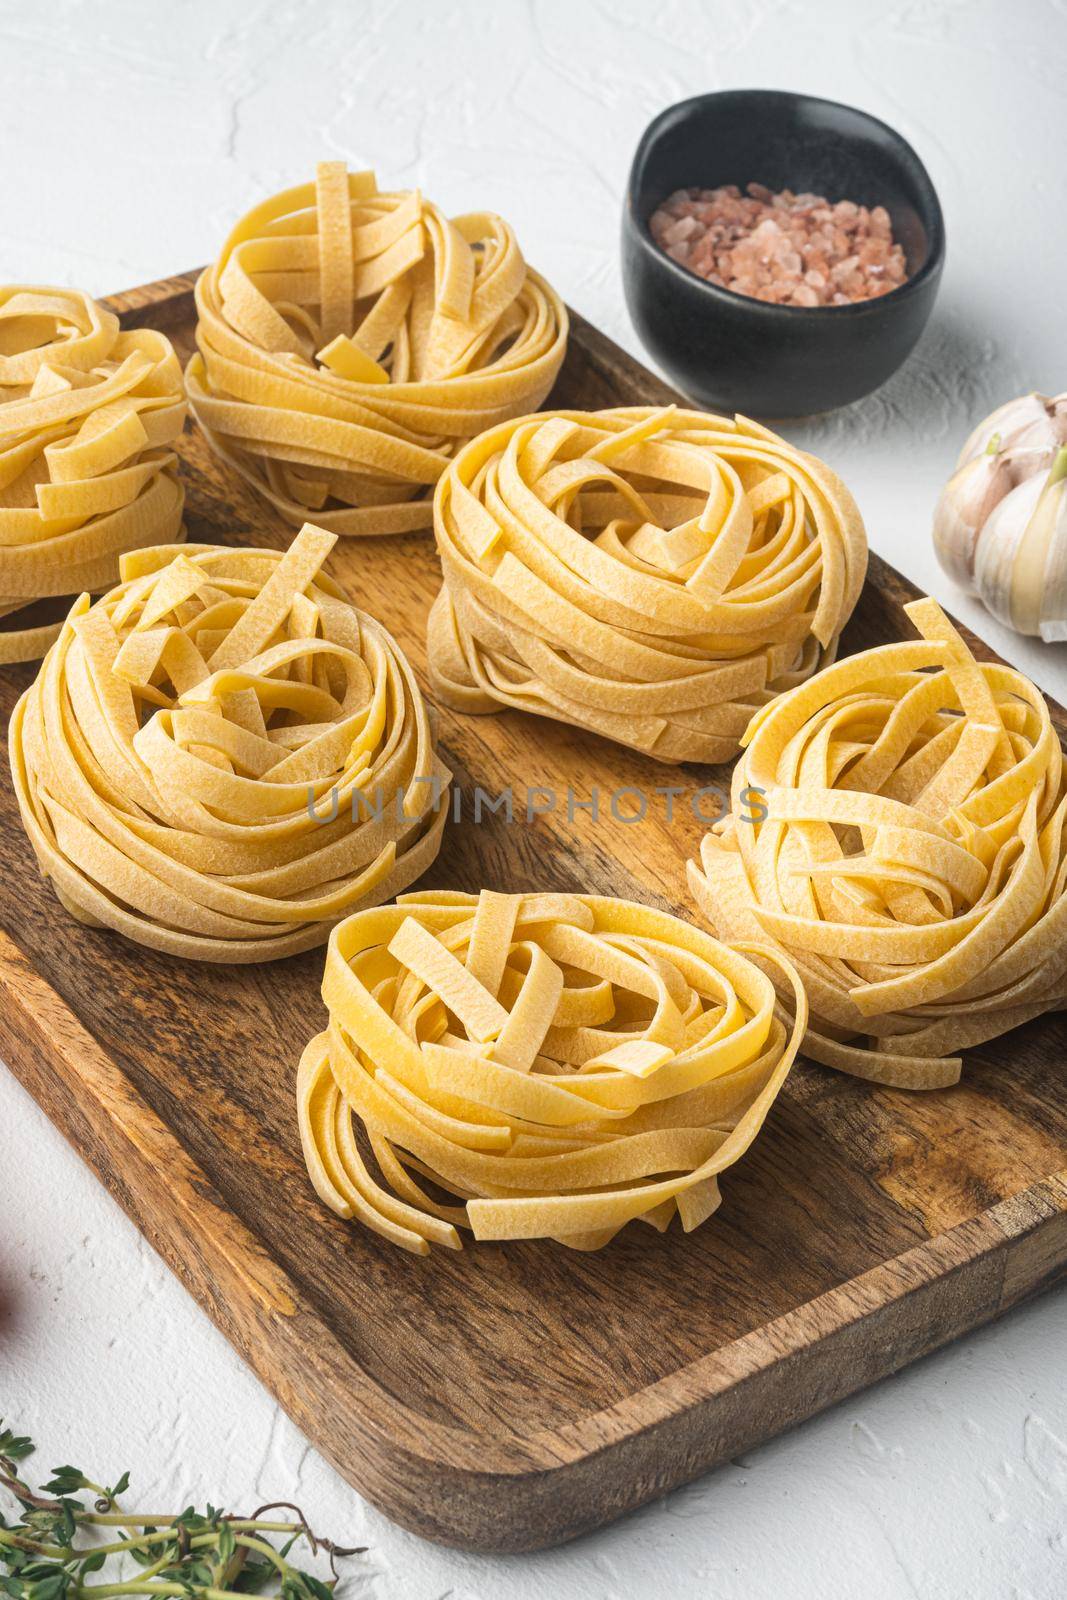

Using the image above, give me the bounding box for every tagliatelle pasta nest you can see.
[0,286,186,663]
[428,405,867,762]
[9,524,449,962]
[187,163,568,537]
[689,597,1067,1089]
[297,888,806,1254]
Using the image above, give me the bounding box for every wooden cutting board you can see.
[2,272,1065,1553]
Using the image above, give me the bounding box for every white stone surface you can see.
[2,0,1066,1594]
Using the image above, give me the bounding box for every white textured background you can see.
[3,1,1067,1595]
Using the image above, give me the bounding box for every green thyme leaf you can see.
[27,1571,68,1600]
[233,1559,276,1594]
[38,1473,84,1499]
[296,1572,334,1600]
[127,1526,162,1566]
[56,1505,79,1548]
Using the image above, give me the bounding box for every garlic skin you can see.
[933,392,1067,638]
[956,390,1067,469]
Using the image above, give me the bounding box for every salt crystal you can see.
[664,215,699,244]
[648,181,910,305]
[831,255,861,282]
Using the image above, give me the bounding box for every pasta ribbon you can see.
[428,406,866,761]
[9,524,449,962]
[297,889,806,1253]
[187,163,568,537]
[0,286,185,662]
[689,597,1067,1088]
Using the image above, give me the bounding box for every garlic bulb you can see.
[933,390,1067,639]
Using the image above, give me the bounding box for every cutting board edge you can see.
[3,923,1065,1552]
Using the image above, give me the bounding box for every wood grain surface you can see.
[2,272,1065,1552]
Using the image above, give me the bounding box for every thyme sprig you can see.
[0,1426,364,1600]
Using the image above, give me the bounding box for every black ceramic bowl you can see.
[622,89,945,416]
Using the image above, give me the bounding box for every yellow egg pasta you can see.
[297,888,806,1253]
[187,163,568,537]
[9,524,449,962]
[689,596,1067,1088]
[428,405,866,762]
[0,286,186,663]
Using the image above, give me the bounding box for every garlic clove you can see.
[1031,448,1067,641]
[972,471,1047,633]
[933,450,1016,591]
[1003,441,1067,485]
[955,391,1067,469]
[973,447,1067,637]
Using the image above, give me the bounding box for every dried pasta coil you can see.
[297,888,806,1254]
[10,523,449,962]
[0,286,186,663]
[187,162,568,537]
[428,405,866,762]
[689,597,1067,1089]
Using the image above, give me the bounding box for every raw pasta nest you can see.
[9,524,449,962]
[297,888,806,1253]
[0,285,186,663]
[187,163,568,537]
[689,597,1067,1088]
[428,405,867,762]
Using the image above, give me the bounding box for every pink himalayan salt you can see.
[649,182,909,307]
